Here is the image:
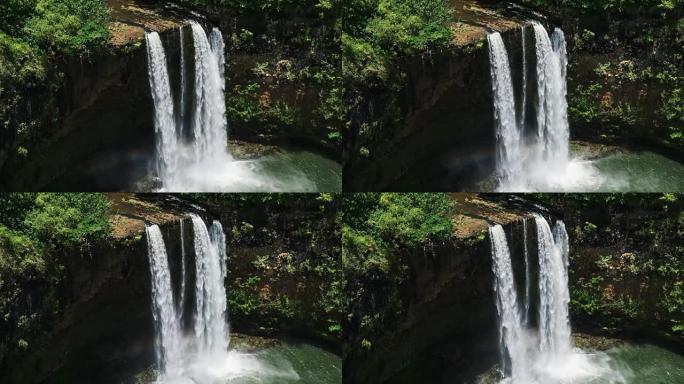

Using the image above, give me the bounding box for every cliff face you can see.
[0,1,186,191]
[203,5,342,157]
[0,194,341,383]
[1,46,156,191]
[344,195,532,384]
[0,1,341,190]
[343,4,527,191]
[545,195,684,346]
[0,195,184,384]
[552,7,683,158]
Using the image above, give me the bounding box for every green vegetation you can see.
[343,0,453,163]
[0,193,110,355]
[0,0,109,60]
[176,0,335,14]
[532,194,684,340]
[1,0,109,164]
[524,0,684,151]
[343,193,453,277]
[520,0,679,13]
[343,193,453,351]
[343,0,452,83]
[0,193,110,259]
[225,64,342,147]
[185,193,343,340]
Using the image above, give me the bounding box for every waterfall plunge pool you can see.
[130,336,342,384]
[45,143,341,192]
[43,336,341,384]
[472,342,684,384]
[388,145,684,192]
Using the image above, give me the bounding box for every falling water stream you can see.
[487,32,522,186]
[145,225,183,378]
[143,24,338,192]
[487,25,610,192]
[143,216,343,383]
[489,217,627,383]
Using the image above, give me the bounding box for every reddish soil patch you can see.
[107,193,183,239]
[450,0,524,46]
[449,193,527,239]
[108,0,184,46]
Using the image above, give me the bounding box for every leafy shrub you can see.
[23,193,110,248]
[343,0,452,83]
[176,0,334,14]
[0,193,110,252]
[0,0,37,36]
[343,193,453,269]
[23,0,109,54]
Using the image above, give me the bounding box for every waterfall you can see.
[144,24,316,192]
[487,32,522,186]
[522,219,531,326]
[178,26,187,137]
[145,32,180,183]
[145,215,230,381]
[489,216,623,383]
[532,24,569,167]
[145,224,183,377]
[487,24,598,191]
[190,22,229,161]
[489,224,528,379]
[535,215,572,354]
[190,213,229,354]
[145,22,230,191]
[519,26,527,131]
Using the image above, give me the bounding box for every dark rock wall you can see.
[344,217,533,384]
[545,196,684,346]
[0,32,172,191]
[0,198,340,383]
[553,9,684,157]
[204,5,341,157]
[344,27,524,191]
[0,233,159,384]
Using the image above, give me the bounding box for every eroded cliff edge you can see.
[0,0,341,190]
[343,194,534,383]
[0,193,341,383]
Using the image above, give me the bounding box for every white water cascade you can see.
[178,26,187,137]
[190,213,229,354]
[522,219,531,326]
[145,25,315,192]
[145,32,180,183]
[487,25,603,191]
[189,23,229,162]
[533,24,570,167]
[488,217,626,383]
[519,26,527,131]
[487,32,523,186]
[489,224,530,379]
[534,214,572,355]
[145,24,230,191]
[145,224,183,378]
[145,215,229,381]
[145,216,296,383]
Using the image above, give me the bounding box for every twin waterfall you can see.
[489,216,622,383]
[145,22,229,191]
[488,24,593,191]
[489,216,572,382]
[145,214,229,381]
